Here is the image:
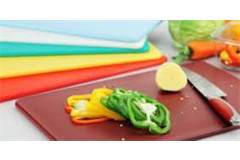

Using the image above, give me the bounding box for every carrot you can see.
[71,117,110,125]
[188,41,226,60]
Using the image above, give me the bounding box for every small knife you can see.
[183,67,240,126]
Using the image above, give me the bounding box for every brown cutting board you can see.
[16,61,240,141]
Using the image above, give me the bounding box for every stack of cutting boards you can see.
[0,20,166,102]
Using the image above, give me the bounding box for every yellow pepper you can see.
[220,50,231,61]
[89,88,124,120]
[67,94,92,106]
[66,88,124,121]
[70,100,103,119]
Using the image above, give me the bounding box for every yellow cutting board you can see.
[0,43,163,78]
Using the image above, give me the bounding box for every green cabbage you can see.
[169,20,224,62]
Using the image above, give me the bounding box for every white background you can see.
[0,22,240,141]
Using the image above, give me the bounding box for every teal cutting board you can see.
[0,42,149,57]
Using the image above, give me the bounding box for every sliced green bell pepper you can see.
[101,88,171,135]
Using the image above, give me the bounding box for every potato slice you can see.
[155,62,187,91]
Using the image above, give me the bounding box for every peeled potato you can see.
[155,62,187,92]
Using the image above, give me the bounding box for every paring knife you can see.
[183,67,240,126]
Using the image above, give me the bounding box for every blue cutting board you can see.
[0,20,162,42]
[0,41,149,57]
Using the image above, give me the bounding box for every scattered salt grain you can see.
[119,124,123,127]
[180,97,184,101]
[185,95,189,98]
[193,107,197,111]
[230,85,234,88]
[180,111,184,115]
[121,138,125,141]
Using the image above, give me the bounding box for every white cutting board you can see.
[0,20,161,42]
[0,26,146,49]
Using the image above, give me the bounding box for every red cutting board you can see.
[16,61,240,141]
[0,57,166,102]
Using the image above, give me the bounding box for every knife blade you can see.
[183,67,240,126]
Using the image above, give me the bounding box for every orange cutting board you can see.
[16,61,240,141]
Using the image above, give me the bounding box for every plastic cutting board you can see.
[0,20,162,42]
[16,61,240,141]
[0,41,149,57]
[0,26,146,49]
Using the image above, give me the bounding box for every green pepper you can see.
[127,96,171,134]
[102,89,146,120]
[101,88,171,135]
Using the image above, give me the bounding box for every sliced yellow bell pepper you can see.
[89,88,124,120]
[67,94,92,106]
[66,88,124,121]
[70,100,103,119]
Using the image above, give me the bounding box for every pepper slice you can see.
[67,94,92,106]
[127,96,171,134]
[66,88,124,121]
[67,94,101,118]
[72,117,110,125]
[65,105,73,114]
[89,88,124,120]
[101,88,171,135]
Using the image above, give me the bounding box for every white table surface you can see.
[0,21,239,141]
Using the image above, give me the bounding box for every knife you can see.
[183,67,240,126]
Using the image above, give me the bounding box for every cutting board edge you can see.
[15,102,57,141]
[186,126,240,141]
